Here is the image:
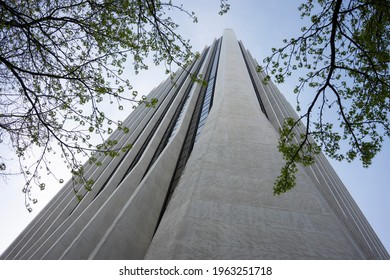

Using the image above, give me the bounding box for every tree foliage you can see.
[0,0,229,210]
[263,0,390,194]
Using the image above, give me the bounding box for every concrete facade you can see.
[2,29,388,260]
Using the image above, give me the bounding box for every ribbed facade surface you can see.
[2,29,388,260]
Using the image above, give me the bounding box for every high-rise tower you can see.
[2,29,388,260]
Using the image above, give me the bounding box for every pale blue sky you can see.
[0,0,389,255]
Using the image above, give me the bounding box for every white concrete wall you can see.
[145,29,367,259]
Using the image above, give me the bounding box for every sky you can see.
[0,0,389,256]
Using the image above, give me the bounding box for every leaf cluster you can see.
[263,0,390,194]
[0,0,228,210]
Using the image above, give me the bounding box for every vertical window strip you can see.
[118,60,201,182]
[238,41,269,119]
[194,38,221,142]
[153,38,223,234]
[141,47,211,178]
[169,38,221,194]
